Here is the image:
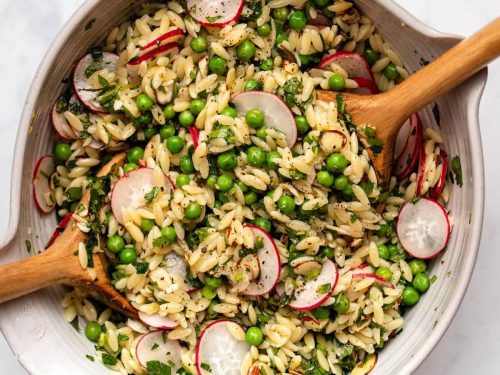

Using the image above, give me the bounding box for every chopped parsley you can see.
[86,354,95,362]
[85,51,103,78]
[200,363,212,373]
[69,316,80,332]
[136,262,149,274]
[430,275,438,284]
[209,126,236,143]
[151,343,159,351]
[146,360,172,375]
[451,156,463,187]
[117,333,129,341]
[55,95,69,113]
[25,240,32,253]
[316,283,332,294]
[102,353,118,366]
[205,15,222,23]
[144,187,160,205]
[98,74,110,88]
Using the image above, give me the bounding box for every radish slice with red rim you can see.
[111,168,172,225]
[351,77,379,95]
[393,113,423,180]
[351,273,394,288]
[196,320,250,375]
[289,259,338,311]
[47,212,73,247]
[241,225,281,296]
[319,51,375,81]
[128,43,180,66]
[73,52,119,113]
[33,155,56,214]
[232,91,297,148]
[138,312,179,329]
[429,150,448,199]
[396,198,450,259]
[394,114,418,160]
[135,330,182,370]
[189,127,200,148]
[140,28,184,56]
[352,353,378,375]
[51,96,79,140]
[186,0,245,28]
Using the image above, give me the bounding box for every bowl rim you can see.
[0,0,487,374]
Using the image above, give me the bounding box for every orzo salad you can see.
[32,0,454,374]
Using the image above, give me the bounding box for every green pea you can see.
[189,98,206,115]
[402,286,420,306]
[334,175,349,190]
[163,104,176,120]
[160,226,176,243]
[236,181,249,193]
[217,191,229,204]
[375,267,392,281]
[256,23,272,37]
[383,63,399,80]
[409,259,427,275]
[208,56,227,75]
[176,174,190,188]
[272,7,289,21]
[342,183,353,197]
[85,321,102,342]
[313,0,330,7]
[236,40,256,62]
[388,244,399,257]
[107,235,125,253]
[134,112,152,128]
[277,196,296,215]
[201,285,217,299]
[295,115,310,135]
[143,126,157,140]
[328,73,345,91]
[244,191,258,206]
[127,146,144,163]
[259,57,274,71]
[320,246,335,259]
[245,109,265,129]
[316,171,334,187]
[66,187,82,201]
[206,176,217,189]
[275,31,288,45]
[217,174,234,192]
[256,127,267,140]
[363,47,380,66]
[190,35,208,53]
[179,155,195,174]
[289,10,306,31]
[245,326,264,346]
[179,110,195,127]
[247,146,266,167]
[185,202,202,219]
[333,293,350,313]
[244,79,262,92]
[377,223,391,237]
[266,151,281,170]
[221,106,238,118]
[217,152,238,171]
[205,276,222,288]
[119,247,137,264]
[412,273,430,293]
[311,306,330,319]
[123,163,138,173]
[253,217,271,233]
[326,153,348,172]
[166,136,184,154]
[54,143,71,162]
[141,218,155,232]
[136,93,154,112]
[377,244,390,260]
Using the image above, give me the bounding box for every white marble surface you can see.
[0,0,499,374]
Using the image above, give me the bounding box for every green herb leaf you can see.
[206,15,223,23]
[316,283,332,294]
[451,156,463,187]
[118,333,129,341]
[86,354,95,362]
[200,363,212,373]
[102,353,118,366]
[136,262,149,274]
[25,240,32,253]
[151,343,159,351]
[144,187,160,205]
[146,360,172,375]
[98,75,110,88]
[69,316,80,332]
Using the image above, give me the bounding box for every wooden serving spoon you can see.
[0,152,138,318]
[317,17,500,182]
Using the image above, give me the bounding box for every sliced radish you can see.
[396,198,450,259]
[429,150,448,199]
[128,43,179,66]
[393,113,423,180]
[196,320,250,375]
[33,155,56,214]
[189,127,200,148]
[186,0,245,28]
[241,225,281,296]
[350,263,371,273]
[307,11,330,28]
[351,354,378,375]
[289,259,338,311]
[138,312,179,330]
[416,145,426,196]
[232,91,297,148]
[47,212,74,247]
[51,96,80,140]
[351,273,394,289]
[140,28,184,56]
[319,52,375,81]
[135,331,182,370]
[111,168,172,225]
[394,115,416,160]
[319,130,347,154]
[352,77,379,95]
[293,259,322,276]
[73,52,119,113]
[164,252,197,292]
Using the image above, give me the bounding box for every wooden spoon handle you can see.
[387,17,500,119]
[0,250,71,303]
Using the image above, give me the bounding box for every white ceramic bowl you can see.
[0,0,487,374]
